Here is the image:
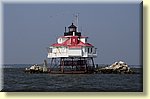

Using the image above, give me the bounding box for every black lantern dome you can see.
[68,23,77,32]
[64,23,81,36]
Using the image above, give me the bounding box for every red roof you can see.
[78,41,93,46]
[51,36,93,48]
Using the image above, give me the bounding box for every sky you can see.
[3,3,142,65]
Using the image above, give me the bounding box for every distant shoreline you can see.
[2,64,142,69]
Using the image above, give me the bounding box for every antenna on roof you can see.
[80,26,82,33]
[73,13,80,31]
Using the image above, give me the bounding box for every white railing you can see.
[48,50,97,58]
[47,52,68,58]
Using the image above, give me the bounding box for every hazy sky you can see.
[4,3,142,65]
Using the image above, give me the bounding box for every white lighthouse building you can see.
[47,23,97,73]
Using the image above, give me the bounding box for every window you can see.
[49,48,52,53]
[88,48,89,53]
[93,48,97,54]
[69,28,75,32]
[91,48,92,53]
[59,38,61,42]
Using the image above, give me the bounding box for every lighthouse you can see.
[47,23,97,74]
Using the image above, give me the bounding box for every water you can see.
[1,64,143,92]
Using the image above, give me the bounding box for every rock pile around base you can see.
[97,61,134,74]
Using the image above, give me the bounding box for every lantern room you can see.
[68,23,77,32]
[64,23,81,36]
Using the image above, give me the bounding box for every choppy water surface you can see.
[2,65,143,92]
